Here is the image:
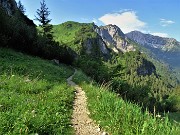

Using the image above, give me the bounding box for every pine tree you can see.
[17,0,26,14]
[35,0,53,41]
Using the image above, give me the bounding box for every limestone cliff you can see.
[83,36,110,56]
[94,24,135,53]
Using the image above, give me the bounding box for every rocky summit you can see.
[95,24,136,53]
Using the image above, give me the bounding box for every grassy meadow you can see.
[0,48,74,134]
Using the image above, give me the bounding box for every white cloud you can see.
[160,18,175,27]
[151,32,169,37]
[99,11,146,33]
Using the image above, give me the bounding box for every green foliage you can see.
[17,0,26,14]
[35,0,53,42]
[73,70,180,135]
[0,48,74,134]
[0,6,74,64]
[0,6,37,53]
[53,21,99,55]
[169,85,180,111]
[53,21,82,45]
[52,21,179,113]
[108,52,176,112]
[35,0,51,25]
[75,49,176,112]
[168,112,180,123]
[130,39,179,85]
[53,21,85,52]
[74,55,110,82]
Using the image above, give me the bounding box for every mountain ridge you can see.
[126,30,180,80]
[126,30,180,52]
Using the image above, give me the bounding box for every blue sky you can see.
[16,0,180,41]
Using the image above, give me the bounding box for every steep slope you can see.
[95,24,135,53]
[0,48,74,134]
[53,21,110,58]
[53,22,159,77]
[0,0,74,65]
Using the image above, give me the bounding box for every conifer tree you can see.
[17,0,26,14]
[35,0,53,41]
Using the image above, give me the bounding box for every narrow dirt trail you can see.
[67,69,107,135]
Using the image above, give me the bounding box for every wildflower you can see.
[156,114,161,118]
[25,78,31,82]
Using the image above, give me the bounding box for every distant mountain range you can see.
[94,24,180,80]
[126,31,180,80]
[126,31,180,52]
[95,24,180,70]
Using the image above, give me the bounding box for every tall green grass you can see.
[0,48,74,134]
[168,112,180,123]
[73,70,180,135]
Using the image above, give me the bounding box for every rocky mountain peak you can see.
[94,24,135,53]
[100,24,125,38]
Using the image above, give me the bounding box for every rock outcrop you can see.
[0,0,17,15]
[137,59,156,76]
[94,24,136,53]
[83,36,109,56]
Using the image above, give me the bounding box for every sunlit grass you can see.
[73,70,180,135]
[0,48,74,134]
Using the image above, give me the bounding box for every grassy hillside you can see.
[73,70,180,135]
[0,48,74,134]
[1,47,179,134]
[53,21,98,54]
[53,21,83,45]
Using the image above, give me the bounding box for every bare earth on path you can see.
[67,69,108,135]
